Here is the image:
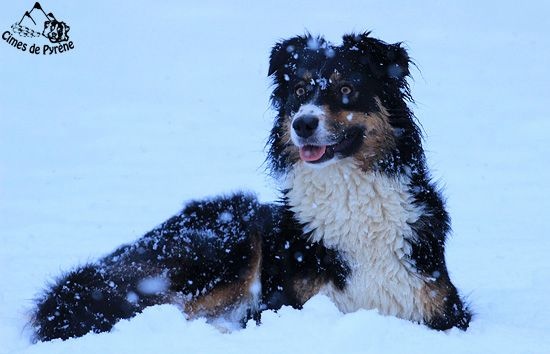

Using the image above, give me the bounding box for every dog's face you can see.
[268,33,413,172]
[43,20,70,43]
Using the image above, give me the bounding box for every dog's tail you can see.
[31,262,144,341]
[30,228,186,341]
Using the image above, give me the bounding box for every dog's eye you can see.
[340,85,352,95]
[295,87,306,96]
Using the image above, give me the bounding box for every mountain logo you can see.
[2,2,74,55]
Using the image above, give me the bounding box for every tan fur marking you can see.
[278,116,300,163]
[293,276,325,304]
[184,234,262,318]
[184,282,245,318]
[329,70,341,83]
[337,99,395,171]
[301,71,313,82]
[419,280,450,322]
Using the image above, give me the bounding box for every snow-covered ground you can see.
[1,1,549,353]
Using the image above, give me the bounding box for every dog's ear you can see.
[268,36,309,77]
[342,32,410,80]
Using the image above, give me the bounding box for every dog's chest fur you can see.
[285,160,426,321]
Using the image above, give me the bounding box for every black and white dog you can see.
[31,32,471,341]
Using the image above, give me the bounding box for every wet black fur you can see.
[32,194,349,341]
[31,32,469,342]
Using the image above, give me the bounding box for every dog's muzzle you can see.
[292,115,319,139]
[291,109,331,163]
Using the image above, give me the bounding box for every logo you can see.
[2,2,74,55]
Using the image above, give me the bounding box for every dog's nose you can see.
[292,115,319,138]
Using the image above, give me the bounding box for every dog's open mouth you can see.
[298,127,364,164]
[299,145,328,162]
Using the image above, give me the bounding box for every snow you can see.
[1,1,549,354]
[136,277,170,295]
[217,211,234,223]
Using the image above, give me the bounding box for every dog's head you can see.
[43,20,70,43]
[268,32,421,174]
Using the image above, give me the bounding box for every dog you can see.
[30,32,471,342]
[43,20,70,43]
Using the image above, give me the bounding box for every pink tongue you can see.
[299,145,327,162]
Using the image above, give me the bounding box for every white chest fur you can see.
[285,160,426,322]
